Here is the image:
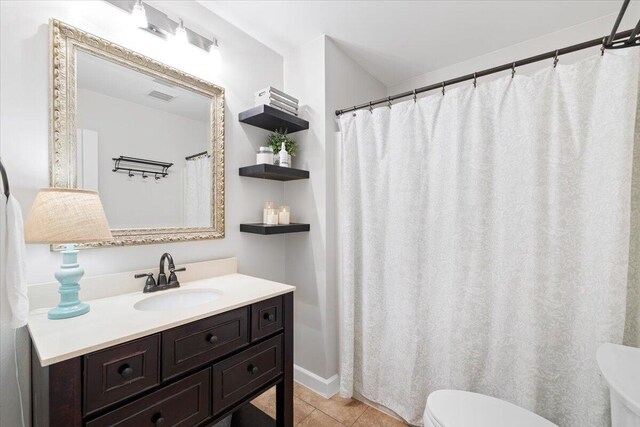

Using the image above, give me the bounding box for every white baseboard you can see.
[293,364,339,399]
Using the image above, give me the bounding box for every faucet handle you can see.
[167,267,186,289]
[135,273,157,293]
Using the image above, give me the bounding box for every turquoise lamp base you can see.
[48,244,90,320]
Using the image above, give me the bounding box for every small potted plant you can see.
[267,130,297,167]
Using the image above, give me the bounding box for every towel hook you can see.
[511,62,516,78]
[553,50,559,68]
[473,72,477,88]
[441,82,445,95]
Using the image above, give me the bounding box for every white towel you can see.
[3,195,28,328]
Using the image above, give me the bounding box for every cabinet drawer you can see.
[251,296,283,341]
[84,334,160,415]
[162,307,249,380]
[212,334,282,414]
[86,368,211,427]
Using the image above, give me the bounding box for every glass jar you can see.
[263,201,275,223]
[266,208,279,225]
[256,146,274,165]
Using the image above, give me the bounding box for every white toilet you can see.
[424,390,557,427]
[597,343,640,427]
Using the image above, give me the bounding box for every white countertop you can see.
[28,273,295,367]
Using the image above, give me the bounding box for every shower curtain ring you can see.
[441,82,445,95]
[413,89,417,102]
[601,37,606,56]
[387,97,392,108]
[352,106,357,117]
[369,101,373,113]
[511,62,516,78]
[473,72,477,88]
[553,50,559,68]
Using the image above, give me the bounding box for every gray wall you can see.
[283,35,386,387]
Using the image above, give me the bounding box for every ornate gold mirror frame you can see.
[49,19,224,249]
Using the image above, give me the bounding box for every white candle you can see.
[266,209,279,225]
[278,211,290,225]
[263,202,275,223]
[278,206,291,225]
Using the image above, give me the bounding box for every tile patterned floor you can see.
[251,382,409,427]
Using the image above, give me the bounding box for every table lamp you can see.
[24,188,112,319]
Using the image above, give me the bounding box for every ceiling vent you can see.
[147,90,175,102]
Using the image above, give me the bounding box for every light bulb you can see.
[174,19,188,44]
[131,0,147,28]
[209,39,221,70]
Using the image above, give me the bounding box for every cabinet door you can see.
[84,334,160,415]
[162,307,249,380]
[86,368,211,427]
[212,334,283,414]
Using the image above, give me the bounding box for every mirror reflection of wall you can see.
[76,49,212,229]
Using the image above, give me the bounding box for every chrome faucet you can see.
[134,253,186,293]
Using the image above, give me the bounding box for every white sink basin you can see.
[134,289,223,312]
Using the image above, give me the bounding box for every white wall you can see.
[283,35,386,391]
[78,88,207,228]
[0,1,285,425]
[388,9,640,96]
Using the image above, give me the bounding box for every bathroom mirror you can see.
[49,20,224,248]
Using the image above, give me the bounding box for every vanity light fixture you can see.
[130,0,147,28]
[105,1,221,57]
[174,19,188,44]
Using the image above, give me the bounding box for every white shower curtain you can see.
[184,156,211,227]
[339,51,640,427]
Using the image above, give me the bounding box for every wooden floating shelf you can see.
[239,164,309,181]
[240,223,310,235]
[239,104,309,133]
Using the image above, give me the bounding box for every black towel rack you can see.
[0,158,10,198]
[112,156,173,180]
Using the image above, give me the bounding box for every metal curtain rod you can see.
[335,28,636,116]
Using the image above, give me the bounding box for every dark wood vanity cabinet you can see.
[32,293,294,427]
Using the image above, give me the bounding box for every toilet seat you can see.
[424,390,557,427]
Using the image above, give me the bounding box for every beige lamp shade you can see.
[24,188,113,244]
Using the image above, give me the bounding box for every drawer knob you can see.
[118,364,134,379]
[264,313,275,322]
[152,413,165,426]
[248,364,259,374]
[206,334,218,344]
